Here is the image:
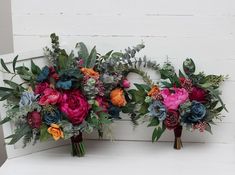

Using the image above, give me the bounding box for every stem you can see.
[71,133,85,157]
[173,125,183,150]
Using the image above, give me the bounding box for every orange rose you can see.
[47,124,64,141]
[110,88,127,107]
[80,67,99,78]
[148,85,160,97]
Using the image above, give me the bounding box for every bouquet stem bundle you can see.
[174,125,183,150]
[71,133,85,157]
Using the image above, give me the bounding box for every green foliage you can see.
[152,124,166,142]
[0,58,11,73]
[6,125,31,145]
[86,46,97,68]
[31,60,41,75]
[40,124,51,141]
[76,42,89,63]
[148,117,160,127]
[0,117,11,125]
[12,55,18,73]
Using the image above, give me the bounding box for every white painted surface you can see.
[0,0,13,166]
[0,0,234,159]
[0,140,235,175]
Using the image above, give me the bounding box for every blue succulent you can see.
[43,110,61,125]
[56,80,72,90]
[108,103,121,119]
[148,101,167,121]
[19,91,38,107]
[36,66,49,82]
[188,101,206,122]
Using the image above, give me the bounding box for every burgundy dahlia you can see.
[164,110,180,130]
[27,111,42,129]
[189,86,207,103]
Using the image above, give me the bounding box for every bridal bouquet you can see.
[0,33,144,156]
[127,59,227,149]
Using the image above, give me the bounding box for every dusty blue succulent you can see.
[19,91,38,107]
[148,101,167,121]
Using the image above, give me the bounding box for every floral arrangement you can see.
[0,33,145,156]
[126,59,227,149]
[0,33,227,156]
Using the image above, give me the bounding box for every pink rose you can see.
[60,90,90,125]
[122,79,131,88]
[39,88,61,105]
[34,82,49,95]
[161,88,189,110]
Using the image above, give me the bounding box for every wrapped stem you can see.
[71,132,85,157]
[173,125,183,150]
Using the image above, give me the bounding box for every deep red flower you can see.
[179,77,192,92]
[60,90,90,125]
[27,111,42,129]
[96,96,109,112]
[34,82,49,95]
[189,86,207,103]
[164,110,180,130]
[49,66,59,80]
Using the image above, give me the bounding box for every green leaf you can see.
[101,50,113,60]
[111,52,123,59]
[3,80,20,89]
[12,55,18,73]
[215,106,224,113]
[7,125,31,145]
[0,59,11,73]
[148,118,160,127]
[179,69,185,78]
[31,60,41,75]
[0,93,12,101]
[209,101,219,109]
[152,125,165,142]
[205,123,213,134]
[0,117,11,125]
[40,124,51,142]
[76,42,89,65]
[134,83,150,92]
[86,46,97,68]
[161,81,172,88]
[139,102,149,114]
[122,103,136,113]
[58,54,68,70]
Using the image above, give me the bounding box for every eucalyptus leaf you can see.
[12,55,18,73]
[0,59,11,73]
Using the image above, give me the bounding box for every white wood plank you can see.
[12,15,233,38]
[13,36,235,61]
[11,0,235,16]
[85,121,235,144]
[1,141,235,175]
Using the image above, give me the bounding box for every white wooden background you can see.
[1,0,235,156]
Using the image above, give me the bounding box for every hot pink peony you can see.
[60,90,90,125]
[34,82,49,95]
[39,88,61,105]
[161,88,189,110]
